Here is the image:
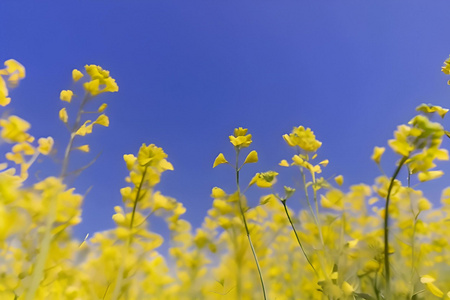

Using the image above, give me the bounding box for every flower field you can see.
[0,58,449,299]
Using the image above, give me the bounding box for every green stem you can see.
[235,149,266,300]
[281,200,317,274]
[110,166,148,300]
[384,155,408,297]
[312,181,324,246]
[300,168,316,222]
[25,194,57,300]
[300,168,324,245]
[60,94,90,178]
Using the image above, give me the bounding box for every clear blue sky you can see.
[2,1,450,239]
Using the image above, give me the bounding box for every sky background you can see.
[2,1,450,240]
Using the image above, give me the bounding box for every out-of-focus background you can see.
[1,1,450,239]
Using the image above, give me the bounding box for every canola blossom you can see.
[0,58,449,300]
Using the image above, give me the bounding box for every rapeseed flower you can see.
[229,127,252,149]
[283,125,322,152]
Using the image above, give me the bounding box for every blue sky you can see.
[2,1,450,239]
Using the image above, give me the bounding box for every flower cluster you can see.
[0,58,449,300]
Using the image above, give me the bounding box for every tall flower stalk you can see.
[213,127,267,299]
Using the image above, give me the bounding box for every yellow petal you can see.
[342,281,354,296]
[213,153,228,168]
[347,239,358,248]
[159,159,174,171]
[319,159,329,167]
[98,103,107,113]
[75,145,90,152]
[334,175,344,186]
[243,150,258,165]
[279,159,289,167]
[75,120,92,136]
[420,274,436,283]
[72,69,84,81]
[418,198,432,211]
[425,282,444,298]
[0,94,11,106]
[60,90,73,102]
[371,146,385,164]
[123,154,137,170]
[211,187,227,198]
[418,170,444,182]
[282,134,295,147]
[59,108,68,123]
[416,103,449,118]
[5,59,25,77]
[94,114,109,127]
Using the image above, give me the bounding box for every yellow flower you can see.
[12,142,35,155]
[0,115,33,143]
[334,175,344,186]
[137,143,170,171]
[442,55,450,74]
[83,65,118,96]
[283,125,322,152]
[388,125,419,157]
[213,153,228,168]
[243,150,258,165]
[0,59,26,106]
[72,69,84,81]
[320,189,344,211]
[371,146,385,164]
[416,103,449,118]
[4,59,25,87]
[59,108,68,123]
[5,152,24,164]
[283,186,295,199]
[249,171,278,188]
[60,90,74,102]
[37,137,54,155]
[229,127,252,148]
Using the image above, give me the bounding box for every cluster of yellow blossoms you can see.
[0,57,449,300]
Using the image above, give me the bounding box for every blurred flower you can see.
[60,90,73,102]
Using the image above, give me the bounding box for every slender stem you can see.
[300,168,316,220]
[312,181,324,246]
[25,194,57,300]
[235,149,266,300]
[384,156,408,297]
[300,167,327,280]
[129,166,148,231]
[60,94,90,178]
[110,166,148,300]
[281,200,316,274]
[373,271,380,300]
[300,168,324,244]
